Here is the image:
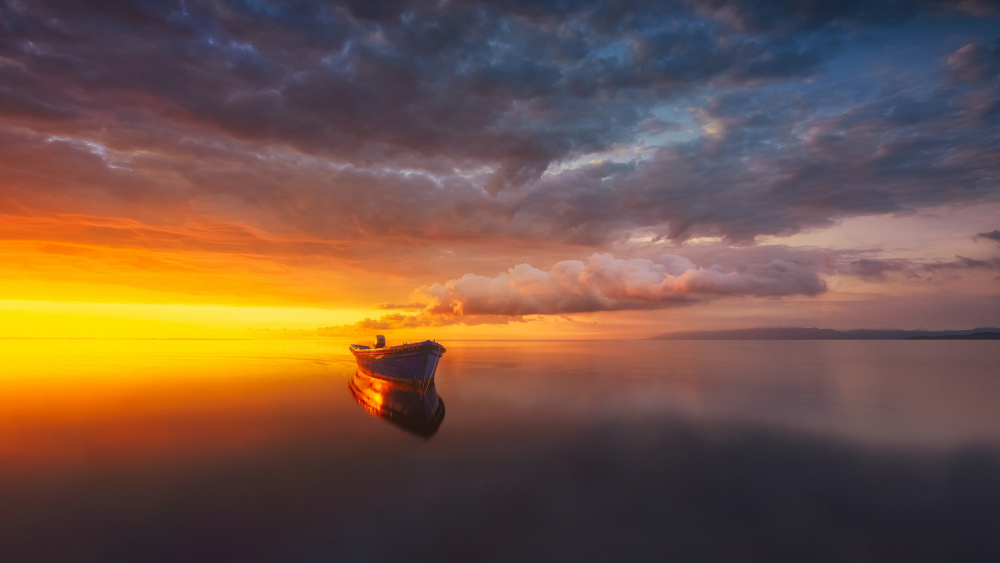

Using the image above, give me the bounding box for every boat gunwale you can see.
[349,341,446,356]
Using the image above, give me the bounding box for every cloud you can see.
[373,302,425,311]
[862,231,1000,278]
[344,252,827,329]
[3,0,841,194]
[843,258,915,282]
[839,253,1000,281]
[0,0,957,190]
[497,77,998,244]
[976,230,1000,243]
[923,255,1000,272]
[947,38,1000,83]
[0,0,998,270]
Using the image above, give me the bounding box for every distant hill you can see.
[908,332,1000,340]
[650,327,1000,340]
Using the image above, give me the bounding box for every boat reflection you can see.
[348,370,446,438]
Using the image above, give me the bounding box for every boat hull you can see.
[349,340,446,390]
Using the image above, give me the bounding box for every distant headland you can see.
[651,327,1000,340]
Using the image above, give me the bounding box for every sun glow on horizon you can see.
[0,300,375,339]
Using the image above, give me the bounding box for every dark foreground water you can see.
[1,339,999,562]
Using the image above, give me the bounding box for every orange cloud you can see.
[0,212,353,258]
[0,211,377,310]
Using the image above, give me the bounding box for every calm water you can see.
[1,339,998,562]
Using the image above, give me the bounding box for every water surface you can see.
[1,339,998,561]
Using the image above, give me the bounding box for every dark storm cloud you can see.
[511,65,1000,244]
[0,0,998,248]
[0,1,940,162]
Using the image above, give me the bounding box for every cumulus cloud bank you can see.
[346,253,827,329]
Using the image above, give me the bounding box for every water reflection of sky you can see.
[1,339,998,561]
[444,340,1000,448]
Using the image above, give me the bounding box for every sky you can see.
[1,0,998,339]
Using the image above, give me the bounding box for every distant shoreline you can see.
[907,332,1000,340]
[651,327,1000,341]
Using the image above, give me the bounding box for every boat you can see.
[349,335,446,392]
[348,370,445,438]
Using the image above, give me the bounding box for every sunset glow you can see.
[1,1,997,337]
[3,4,998,560]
